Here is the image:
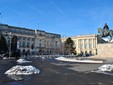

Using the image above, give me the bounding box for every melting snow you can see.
[7,75,23,81]
[92,64,113,76]
[17,59,32,64]
[5,65,40,75]
[55,57,103,63]
[97,64,113,72]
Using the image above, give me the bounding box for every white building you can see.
[0,24,61,55]
[61,34,100,55]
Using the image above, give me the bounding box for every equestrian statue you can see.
[98,23,113,42]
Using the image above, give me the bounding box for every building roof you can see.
[0,24,61,36]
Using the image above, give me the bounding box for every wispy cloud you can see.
[10,9,27,18]
[49,1,69,23]
[28,5,45,16]
[50,1,64,15]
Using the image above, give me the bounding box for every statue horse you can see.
[98,28,113,42]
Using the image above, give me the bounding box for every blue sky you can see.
[0,0,113,37]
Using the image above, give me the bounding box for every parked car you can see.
[2,51,21,59]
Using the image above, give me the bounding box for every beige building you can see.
[0,24,61,55]
[61,34,100,55]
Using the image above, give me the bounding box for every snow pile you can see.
[55,57,103,63]
[55,57,66,60]
[97,64,113,72]
[3,57,8,59]
[55,57,78,62]
[17,59,32,64]
[91,64,113,76]
[5,65,40,75]
[7,75,23,81]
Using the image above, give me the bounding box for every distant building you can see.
[0,24,61,55]
[61,34,104,55]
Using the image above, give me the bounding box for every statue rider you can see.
[103,23,109,36]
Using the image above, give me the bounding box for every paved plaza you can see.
[0,58,113,85]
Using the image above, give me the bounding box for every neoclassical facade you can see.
[0,24,61,55]
[61,34,99,55]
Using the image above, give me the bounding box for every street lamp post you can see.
[8,32,12,59]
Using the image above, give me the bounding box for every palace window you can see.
[39,43,41,47]
[86,39,89,43]
[89,39,92,43]
[80,39,83,43]
[27,42,30,47]
[23,37,26,40]
[22,42,25,47]
[80,43,84,49]
[31,43,34,49]
[86,43,88,49]
[89,43,92,49]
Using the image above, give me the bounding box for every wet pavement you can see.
[0,59,113,85]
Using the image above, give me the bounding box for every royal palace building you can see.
[0,24,61,55]
[61,34,102,55]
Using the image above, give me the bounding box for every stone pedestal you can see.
[97,43,113,58]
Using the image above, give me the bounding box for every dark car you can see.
[2,51,21,59]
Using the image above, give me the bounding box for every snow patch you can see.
[92,64,113,76]
[17,59,32,64]
[55,57,103,63]
[97,64,113,72]
[3,57,8,59]
[5,65,40,75]
[7,75,23,81]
